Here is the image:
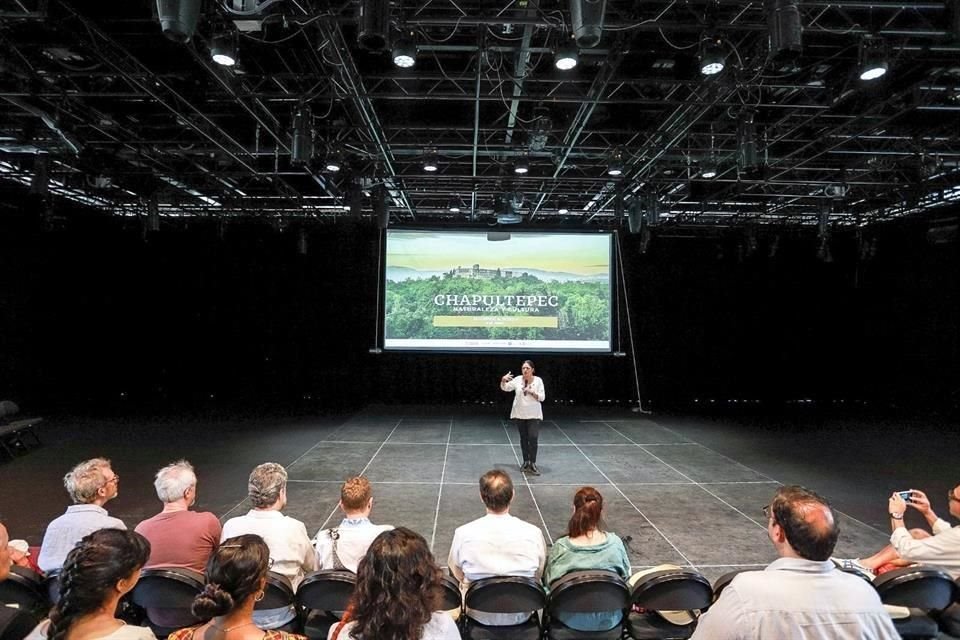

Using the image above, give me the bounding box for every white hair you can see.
[154,460,197,503]
[64,458,112,504]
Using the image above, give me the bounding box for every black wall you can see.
[1,204,957,412]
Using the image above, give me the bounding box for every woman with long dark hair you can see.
[26,528,153,640]
[329,528,459,640]
[167,535,305,640]
[543,486,631,631]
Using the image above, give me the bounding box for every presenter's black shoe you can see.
[527,463,541,476]
[521,461,531,472]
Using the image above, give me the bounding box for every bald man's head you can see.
[769,486,840,561]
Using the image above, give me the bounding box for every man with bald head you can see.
[691,485,897,639]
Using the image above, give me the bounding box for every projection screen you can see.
[383,230,612,352]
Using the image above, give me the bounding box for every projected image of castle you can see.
[449,265,516,279]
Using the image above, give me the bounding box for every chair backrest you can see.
[439,574,462,612]
[464,576,547,614]
[873,565,958,610]
[129,567,206,625]
[630,568,713,611]
[255,571,296,610]
[712,569,759,601]
[296,570,357,612]
[548,570,630,615]
[0,565,49,614]
[43,570,62,606]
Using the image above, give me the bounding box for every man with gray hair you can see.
[221,462,316,629]
[37,457,125,573]
[135,460,221,572]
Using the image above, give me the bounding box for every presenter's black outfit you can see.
[500,375,546,473]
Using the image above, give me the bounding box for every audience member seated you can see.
[7,539,40,575]
[167,535,306,640]
[328,528,459,640]
[38,459,126,574]
[221,463,316,630]
[0,520,39,640]
[834,485,960,579]
[135,460,221,572]
[312,476,392,572]
[543,486,630,631]
[690,485,898,640]
[448,469,546,626]
[26,529,154,640]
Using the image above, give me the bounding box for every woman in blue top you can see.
[543,487,631,631]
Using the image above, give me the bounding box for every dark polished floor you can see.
[1,404,954,583]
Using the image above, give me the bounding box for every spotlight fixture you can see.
[358,0,391,51]
[570,0,607,48]
[737,108,761,174]
[607,149,624,177]
[392,36,417,68]
[211,33,236,66]
[858,35,888,81]
[448,196,463,213]
[422,151,439,172]
[513,156,530,175]
[156,0,201,43]
[701,157,718,179]
[324,152,343,173]
[290,105,312,166]
[557,196,569,215]
[699,34,726,76]
[554,41,579,71]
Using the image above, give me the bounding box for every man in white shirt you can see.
[834,484,960,579]
[691,485,898,640]
[38,458,126,573]
[313,475,393,571]
[448,469,546,626]
[221,462,317,629]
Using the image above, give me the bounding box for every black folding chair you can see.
[462,576,547,640]
[626,568,712,640]
[255,571,301,633]
[295,570,357,640]
[0,565,49,619]
[873,565,958,640]
[546,570,630,640]
[129,567,206,639]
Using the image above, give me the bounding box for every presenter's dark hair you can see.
[349,527,442,640]
[192,534,270,619]
[568,486,604,538]
[523,359,535,371]
[480,469,514,512]
[48,529,151,640]
[769,485,840,561]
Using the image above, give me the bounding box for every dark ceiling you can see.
[1,0,959,232]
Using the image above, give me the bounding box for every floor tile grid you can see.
[547,420,695,567]
[500,419,555,544]
[601,422,770,534]
[637,418,890,538]
[429,420,454,551]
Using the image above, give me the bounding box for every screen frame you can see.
[379,227,616,355]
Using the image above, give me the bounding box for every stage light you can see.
[448,196,463,213]
[324,152,343,173]
[627,198,644,234]
[156,0,201,43]
[554,41,579,70]
[607,150,624,177]
[858,36,888,81]
[557,196,569,214]
[701,159,718,179]
[737,109,760,174]
[766,0,802,61]
[570,0,607,48]
[290,105,312,166]
[513,156,530,175]
[422,152,438,172]
[392,37,417,68]
[699,35,726,76]
[211,33,236,66]
[358,0,391,51]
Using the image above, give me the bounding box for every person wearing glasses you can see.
[691,485,897,640]
[834,485,960,579]
[37,458,126,573]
